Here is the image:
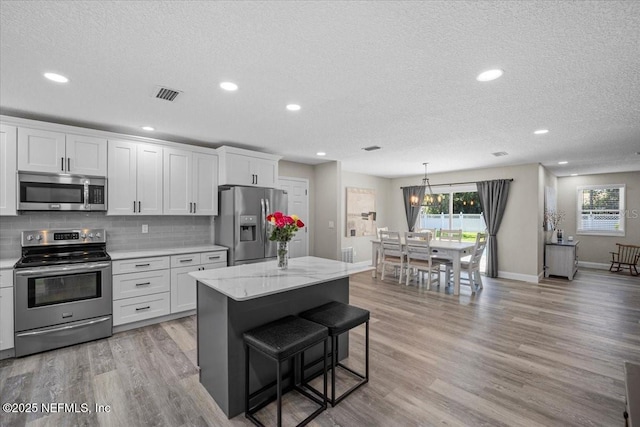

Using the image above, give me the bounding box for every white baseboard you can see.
[578,261,610,270]
[113,310,195,334]
[497,270,540,283]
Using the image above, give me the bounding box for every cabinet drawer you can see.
[170,253,202,268]
[113,293,170,326]
[0,269,13,288]
[200,251,227,265]
[113,269,170,300]
[113,256,170,274]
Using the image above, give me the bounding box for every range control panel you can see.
[21,229,106,246]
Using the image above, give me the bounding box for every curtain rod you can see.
[400,178,513,189]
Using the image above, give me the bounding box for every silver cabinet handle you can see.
[133,201,137,213]
[193,202,196,214]
[138,201,141,212]
[67,157,71,172]
[208,255,220,260]
[190,202,193,213]
[134,263,150,267]
[61,157,65,171]
[135,306,151,311]
[179,258,193,263]
[135,282,151,286]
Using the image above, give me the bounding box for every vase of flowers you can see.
[544,209,566,243]
[266,211,305,270]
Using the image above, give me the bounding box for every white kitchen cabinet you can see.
[217,146,280,188]
[113,293,170,326]
[164,148,218,216]
[170,251,227,314]
[0,268,14,351]
[18,127,107,176]
[0,124,17,216]
[107,139,163,215]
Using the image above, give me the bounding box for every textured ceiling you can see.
[1,1,639,178]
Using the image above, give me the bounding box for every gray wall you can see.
[0,212,213,260]
[557,171,640,266]
[340,171,393,263]
[314,161,341,260]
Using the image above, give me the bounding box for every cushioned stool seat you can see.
[299,301,370,406]
[243,315,329,427]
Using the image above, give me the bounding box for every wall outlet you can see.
[328,221,335,229]
[142,224,148,234]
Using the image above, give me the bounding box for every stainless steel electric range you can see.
[13,229,112,357]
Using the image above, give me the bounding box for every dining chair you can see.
[404,231,440,289]
[379,231,404,284]
[452,232,487,293]
[432,229,463,284]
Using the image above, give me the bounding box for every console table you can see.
[545,240,579,280]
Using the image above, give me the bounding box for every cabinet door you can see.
[66,134,107,176]
[225,153,254,186]
[17,127,66,173]
[137,144,163,215]
[163,148,192,215]
[193,152,218,215]
[170,265,200,313]
[0,124,17,216]
[0,287,14,351]
[252,157,278,188]
[107,139,137,215]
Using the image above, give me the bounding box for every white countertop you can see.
[190,256,373,301]
[109,245,228,261]
[0,258,18,269]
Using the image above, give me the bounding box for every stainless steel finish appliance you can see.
[13,228,112,357]
[18,172,107,211]
[215,186,288,265]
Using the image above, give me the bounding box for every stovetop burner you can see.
[15,228,110,268]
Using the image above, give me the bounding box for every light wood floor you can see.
[1,268,639,426]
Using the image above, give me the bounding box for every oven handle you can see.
[15,316,111,337]
[14,262,111,277]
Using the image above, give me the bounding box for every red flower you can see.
[296,219,304,228]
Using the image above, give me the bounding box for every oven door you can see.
[14,261,112,332]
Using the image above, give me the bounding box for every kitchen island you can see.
[189,256,373,418]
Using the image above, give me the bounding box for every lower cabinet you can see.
[113,250,227,326]
[0,287,13,351]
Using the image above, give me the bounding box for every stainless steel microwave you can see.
[18,173,107,211]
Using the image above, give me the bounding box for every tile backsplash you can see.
[0,212,215,260]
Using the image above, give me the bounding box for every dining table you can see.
[371,238,477,296]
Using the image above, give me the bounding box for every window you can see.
[576,184,625,236]
[416,185,486,241]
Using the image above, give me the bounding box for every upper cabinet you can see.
[107,139,163,215]
[163,148,218,215]
[17,127,107,176]
[0,124,17,216]
[217,146,280,188]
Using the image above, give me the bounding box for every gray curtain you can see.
[476,179,511,278]
[402,186,425,232]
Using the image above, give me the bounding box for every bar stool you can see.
[243,315,329,427]
[299,301,370,406]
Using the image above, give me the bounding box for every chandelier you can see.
[410,163,441,206]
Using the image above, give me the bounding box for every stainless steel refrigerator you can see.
[215,186,288,265]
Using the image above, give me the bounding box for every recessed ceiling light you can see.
[142,126,155,131]
[316,152,326,156]
[571,174,578,176]
[558,161,568,165]
[476,69,504,82]
[44,72,69,83]
[286,104,301,111]
[534,129,549,135]
[220,82,238,91]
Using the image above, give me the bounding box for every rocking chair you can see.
[609,243,640,276]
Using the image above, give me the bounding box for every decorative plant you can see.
[544,208,566,231]
[266,211,305,242]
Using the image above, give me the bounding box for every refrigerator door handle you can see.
[260,198,266,244]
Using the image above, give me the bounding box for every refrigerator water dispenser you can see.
[239,216,257,241]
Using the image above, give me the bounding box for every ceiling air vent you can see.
[153,86,181,102]
[492,151,509,157]
[362,146,381,151]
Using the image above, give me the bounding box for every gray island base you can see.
[190,256,373,418]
